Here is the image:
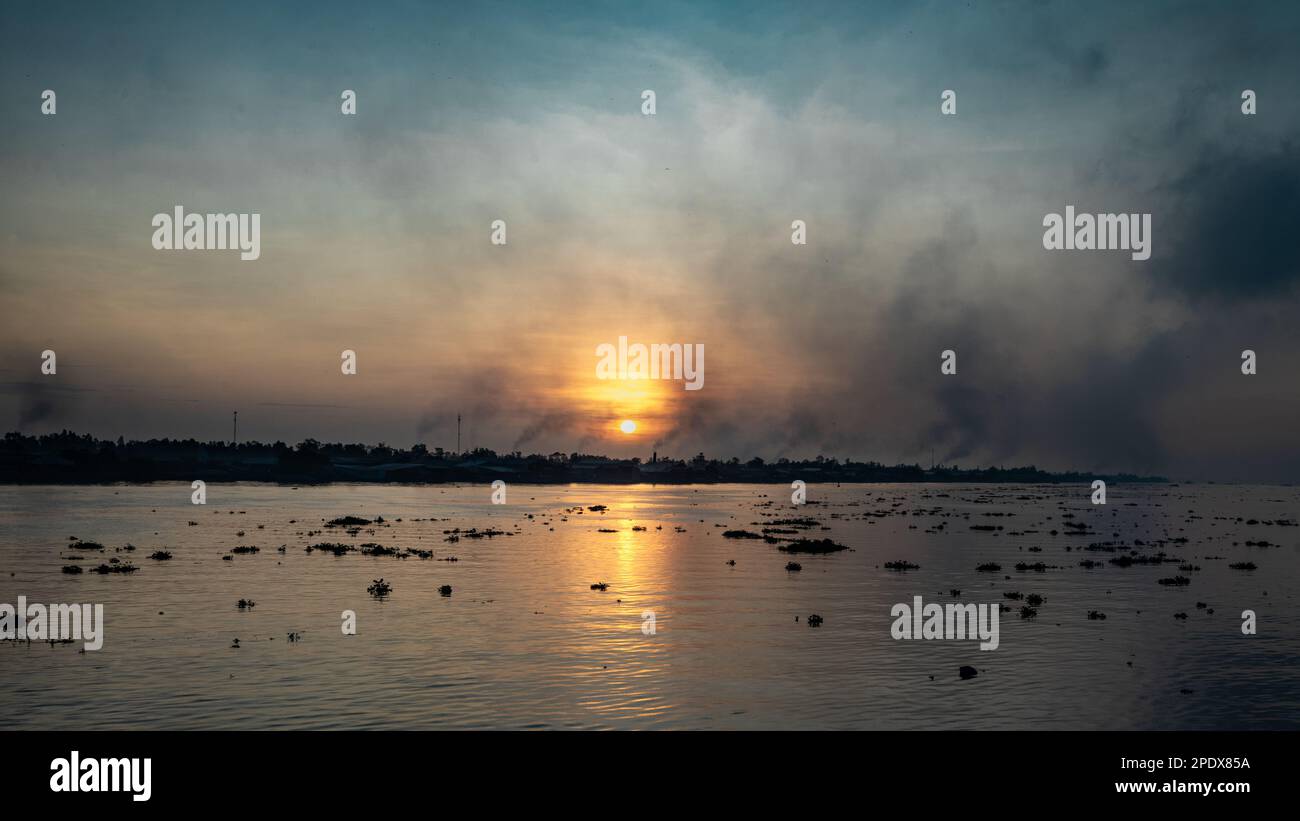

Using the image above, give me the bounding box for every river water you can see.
[1,482,1296,729]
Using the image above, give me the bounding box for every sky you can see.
[3,0,1300,480]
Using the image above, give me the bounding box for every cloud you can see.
[1152,142,1300,301]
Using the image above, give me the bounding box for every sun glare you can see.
[619,420,637,434]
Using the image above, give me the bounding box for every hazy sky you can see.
[3,1,1300,480]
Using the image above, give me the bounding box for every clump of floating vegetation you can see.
[1025,593,1045,607]
[766,518,821,529]
[91,562,137,574]
[359,543,400,557]
[306,543,355,556]
[367,578,392,598]
[1019,605,1038,619]
[1157,575,1191,586]
[807,614,824,627]
[590,582,609,591]
[236,599,255,610]
[61,565,83,574]
[1228,562,1257,570]
[884,560,920,571]
[785,561,802,572]
[230,545,259,554]
[327,515,372,527]
[1087,610,1107,620]
[976,562,1001,572]
[778,538,849,554]
[438,585,452,597]
[1014,562,1049,572]
[149,550,173,561]
[722,530,764,539]
[1109,553,1177,568]
[444,528,509,539]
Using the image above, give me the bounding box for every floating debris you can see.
[590,582,609,591]
[306,543,354,556]
[884,560,920,571]
[91,563,137,574]
[236,599,255,610]
[778,538,849,554]
[807,614,824,627]
[959,665,978,680]
[785,561,802,572]
[439,585,453,597]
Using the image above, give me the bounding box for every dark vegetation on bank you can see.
[0,430,1166,485]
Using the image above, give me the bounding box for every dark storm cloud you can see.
[1152,143,1300,301]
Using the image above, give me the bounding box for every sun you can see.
[619,419,637,434]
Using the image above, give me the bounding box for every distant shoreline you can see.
[0,477,1173,487]
[0,431,1167,486]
